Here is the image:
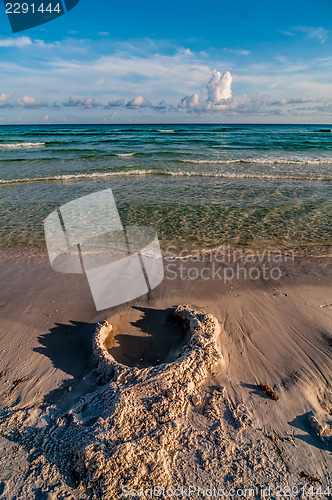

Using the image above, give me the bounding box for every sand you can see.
[0,248,331,499]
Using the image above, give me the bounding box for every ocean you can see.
[0,124,331,253]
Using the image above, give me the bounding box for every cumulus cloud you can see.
[152,100,176,113]
[63,96,103,108]
[207,70,232,103]
[177,69,332,116]
[105,99,125,109]
[212,94,332,117]
[0,92,13,108]
[125,95,152,108]
[178,70,233,112]
[105,97,175,113]
[179,92,201,111]
[269,97,316,106]
[0,93,11,102]
[16,95,46,108]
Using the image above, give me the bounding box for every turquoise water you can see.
[0,124,331,252]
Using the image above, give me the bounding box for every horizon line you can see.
[0,122,331,126]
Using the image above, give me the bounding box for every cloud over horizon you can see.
[63,96,103,108]
[16,95,46,108]
[1,47,331,121]
[0,92,11,102]
[179,70,233,112]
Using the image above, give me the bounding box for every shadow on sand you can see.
[34,320,97,405]
[289,412,331,452]
[107,306,191,368]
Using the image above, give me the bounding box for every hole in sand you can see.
[105,306,191,368]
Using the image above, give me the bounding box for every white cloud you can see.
[213,94,332,117]
[63,96,103,108]
[177,68,332,116]
[0,36,33,47]
[179,70,233,112]
[41,51,211,98]
[105,97,175,113]
[0,36,331,122]
[16,95,45,108]
[296,26,328,43]
[179,92,201,111]
[282,26,328,44]
[0,36,61,50]
[152,100,176,112]
[207,70,232,103]
[105,99,125,109]
[0,93,10,102]
[224,48,251,56]
[269,97,316,106]
[279,30,296,37]
[177,48,193,56]
[125,95,151,108]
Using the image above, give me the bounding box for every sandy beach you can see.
[0,248,331,498]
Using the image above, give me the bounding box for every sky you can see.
[0,0,332,124]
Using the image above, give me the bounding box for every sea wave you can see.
[0,142,46,149]
[0,169,154,185]
[1,169,331,185]
[167,171,332,181]
[115,153,136,157]
[181,157,332,165]
[157,129,175,133]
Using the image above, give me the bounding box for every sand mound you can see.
[94,306,192,369]
[0,306,222,498]
[72,305,222,496]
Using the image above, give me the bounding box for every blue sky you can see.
[0,0,331,123]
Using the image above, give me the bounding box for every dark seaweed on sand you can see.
[257,383,279,401]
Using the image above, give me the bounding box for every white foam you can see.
[157,130,175,133]
[0,142,46,149]
[167,171,331,181]
[1,168,331,185]
[0,169,154,185]
[115,153,135,157]
[181,156,332,165]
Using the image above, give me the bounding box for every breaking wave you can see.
[1,169,331,185]
[0,142,46,149]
